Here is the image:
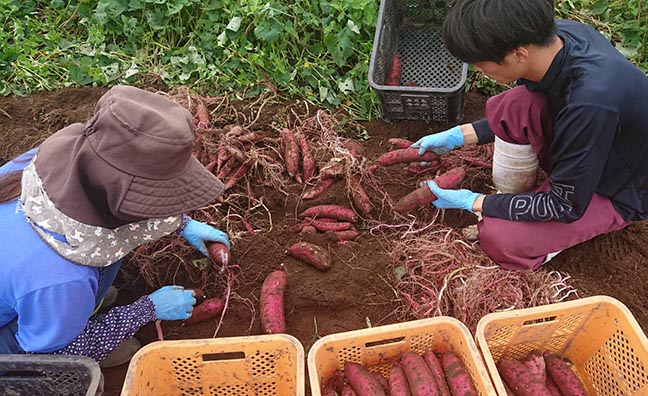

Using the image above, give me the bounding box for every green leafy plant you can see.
[1,0,646,120]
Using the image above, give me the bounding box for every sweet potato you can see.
[185,298,223,325]
[303,178,338,200]
[389,364,412,396]
[308,219,353,232]
[334,228,360,241]
[394,186,435,214]
[377,148,440,166]
[497,359,552,396]
[259,268,286,334]
[386,54,402,86]
[204,156,217,172]
[306,217,338,223]
[349,175,373,216]
[406,162,441,175]
[372,372,390,393]
[400,351,439,396]
[523,350,546,383]
[545,376,563,396]
[331,369,348,394]
[224,160,252,190]
[433,166,467,189]
[388,138,414,149]
[394,167,466,213]
[503,382,517,396]
[423,350,451,396]
[300,225,317,235]
[300,205,358,223]
[195,102,210,129]
[225,125,244,137]
[343,362,386,396]
[441,351,477,396]
[216,157,239,179]
[287,241,332,271]
[296,132,316,181]
[341,384,358,396]
[237,132,264,144]
[207,242,230,270]
[281,128,301,182]
[191,288,206,300]
[344,141,364,159]
[544,354,589,396]
[216,141,231,173]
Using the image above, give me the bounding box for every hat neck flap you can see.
[20,157,181,267]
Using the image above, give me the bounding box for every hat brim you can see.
[118,155,224,218]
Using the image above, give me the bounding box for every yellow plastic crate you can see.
[476,295,648,396]
[121,334,305,396]
[307,316,496,396]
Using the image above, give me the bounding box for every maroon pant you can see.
[477,87,630,271]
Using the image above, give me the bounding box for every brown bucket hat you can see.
[34,85,224,228]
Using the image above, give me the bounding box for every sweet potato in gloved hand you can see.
[148,286,196,321]
[179,216,230,257]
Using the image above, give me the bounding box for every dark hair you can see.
[443,0,556,63]
[0,171,22,203]
[0,151,37,203]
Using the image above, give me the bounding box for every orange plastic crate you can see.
[307,316,496,395]
[121,335,305,396]
[476,295,648,396]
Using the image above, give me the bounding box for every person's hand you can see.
[148,286,196,321]
[425,180,481,212]
[180,218,230,256]
[411,125,464,155]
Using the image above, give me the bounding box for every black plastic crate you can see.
[0,354,102,396]
[369,0,468,124]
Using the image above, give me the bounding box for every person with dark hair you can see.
[0,85,230,367]
[411,0,648,270]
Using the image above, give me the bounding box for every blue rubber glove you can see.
[425,180,481,212]
[411,125,464,155]
[180,218,230,256]
[148,286,196,321]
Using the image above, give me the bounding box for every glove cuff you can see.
[463,192,482,212]
[448,125,465,149]
[177,214,191,234]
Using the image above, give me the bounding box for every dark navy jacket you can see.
[474,19,648,223]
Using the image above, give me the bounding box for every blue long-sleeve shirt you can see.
[0,151,157,361]
[474,20,648,223]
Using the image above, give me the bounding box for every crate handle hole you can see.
[523,316,557,326]
[1,370,47,378]
[365,336,405,349]
[202,351,246,362]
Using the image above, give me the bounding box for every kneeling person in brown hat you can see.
[0,86,229,367]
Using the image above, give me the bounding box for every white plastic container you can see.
[492,136,539,193]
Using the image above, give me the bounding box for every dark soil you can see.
[1,87,647,396]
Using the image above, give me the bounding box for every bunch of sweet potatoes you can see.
[497,350,589,396]
[281,128,316,183]
[213,125,270,190]
[322,350,478,396]
[385,138,442,175]
[295,205,361,243]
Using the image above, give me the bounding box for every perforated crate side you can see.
[0,354,102,396]
[369,0,467,123]
[476,296,648,396]
[122,335,305,396]
[307,317,496,396]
